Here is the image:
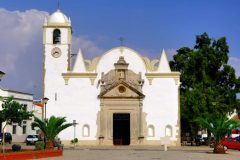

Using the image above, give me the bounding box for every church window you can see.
[82,124,90,137]
[22,125,27,134]
[22,121,27,134]
[23,104,27,111]
[53,29,61,44]
[12,125,17,134]
[165,125,172,137]
[147,125,155,137]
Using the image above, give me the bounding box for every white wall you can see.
[44,46,180,143]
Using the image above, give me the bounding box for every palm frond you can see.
[31,115,73,141]
[195,115,240,141]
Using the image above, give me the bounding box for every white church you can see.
[43,10,181,146]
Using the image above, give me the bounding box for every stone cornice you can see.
[145,72,181,85]
[62,72,97,85]
[145,72,180,78]
[43,24,72,28]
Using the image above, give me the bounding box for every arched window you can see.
[82,124,90,137]
[165,125,172,137]
[53,29,61,44]
[147,125,155,137]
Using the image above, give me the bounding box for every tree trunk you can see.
[214,140,225,154]
[190,124,196,146]
[46,139,54,150]
[1,123,7,153]
[207,130,211,146]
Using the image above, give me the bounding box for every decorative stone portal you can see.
[113,113,130,145]
[98,56,145,145]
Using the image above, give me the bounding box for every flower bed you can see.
[0,149,62,160]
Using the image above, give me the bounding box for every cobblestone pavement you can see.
[41,146,240,160]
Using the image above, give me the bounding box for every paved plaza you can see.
[40,146,240,160]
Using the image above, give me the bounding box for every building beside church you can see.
[43,10,181,146]
[0,87,38,142]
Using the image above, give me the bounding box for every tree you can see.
[195,115,239,153]
[31,116,73,149]
[0,96,33,152]
[170,33,240,138]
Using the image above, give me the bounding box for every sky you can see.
[0,0,239,99]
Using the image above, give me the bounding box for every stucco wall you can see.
[44,45,180,145]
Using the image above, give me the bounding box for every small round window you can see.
[118,86,126,93]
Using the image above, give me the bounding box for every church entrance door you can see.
[113,113,130,145]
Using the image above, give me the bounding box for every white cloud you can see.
[0,8,103,99]
[228,57,240,77]
[72,36,103,58]
[0,9,48,72]
[0,8,48,98]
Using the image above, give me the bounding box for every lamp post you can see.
[41,97,49,149]
[0,71,5,81]
[73,120,78,148]
[42,97,49,121]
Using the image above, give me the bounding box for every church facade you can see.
[43,10,181,146]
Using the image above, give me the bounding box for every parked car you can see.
[209,137,215,148]
[222,137,240,151]
[200,137,208,145]
[26,135,39,145]
[0,132,12,144]
[54,137,64,149]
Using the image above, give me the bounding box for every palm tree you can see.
[195,115,239,154]
[31,116,73,149]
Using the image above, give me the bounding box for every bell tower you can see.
[43,9,72,102]
[43,9,72,71]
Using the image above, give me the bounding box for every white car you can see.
[26,135,39,145]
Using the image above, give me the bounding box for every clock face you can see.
[51,47,62,58]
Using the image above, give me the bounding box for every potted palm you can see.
[31,116,73,149]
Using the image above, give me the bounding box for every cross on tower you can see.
[119,37,124,46]
[58,0,60,9]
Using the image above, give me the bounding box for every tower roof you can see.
[47,9,70,26]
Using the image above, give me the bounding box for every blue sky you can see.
[0,0,239,99]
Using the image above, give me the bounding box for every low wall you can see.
[0,149,62,160]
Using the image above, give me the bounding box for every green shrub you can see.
[12,144,21,152]
[70,138,78,144]
[35,141,45,150]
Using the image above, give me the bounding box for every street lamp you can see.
[42,97,49,121]
[0,71,5,81]
[73,120,78,148]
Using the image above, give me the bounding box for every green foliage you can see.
[71,138,78,144]
[0,96,33,126]
[31,116,73,148]
[195,115,239,142]
[12,144,21,152]
[170,32,240,134]
[35,141,45,150]
[0,96,33,153]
